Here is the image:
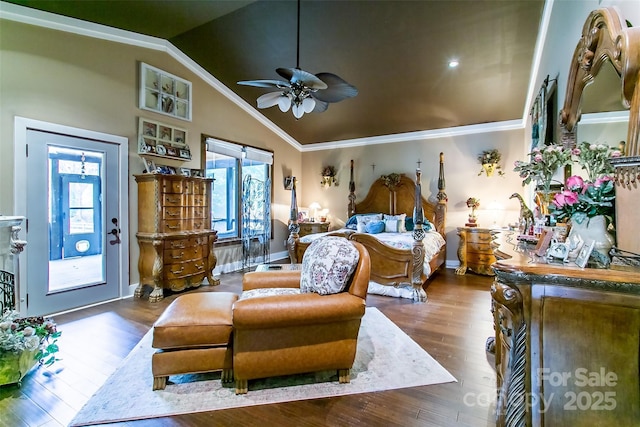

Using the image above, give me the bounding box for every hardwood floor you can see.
[0,267,497,427]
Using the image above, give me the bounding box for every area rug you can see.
[70,307,456,426]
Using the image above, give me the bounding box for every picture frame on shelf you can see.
[534,229,553,257]
[174,129,186,144]
[179,167,191,177]
[179,149,191,159]
[142,157,156,174]
[142,120,157,137]
[166,166,177,175]
[191,169,204,177]
[575,239,595,268]
[159,125,172,141]
[298,209,309,222]
[166,146,178,157]
[139,62,192,121]
[155,144,167,156]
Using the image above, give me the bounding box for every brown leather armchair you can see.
[232,241,370,394]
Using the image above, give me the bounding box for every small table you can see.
[255,264,302,272]
[455,227,498,276]
[298,221,330,237]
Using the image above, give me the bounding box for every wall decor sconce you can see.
[321,165,338,187]
[477,149,505,177]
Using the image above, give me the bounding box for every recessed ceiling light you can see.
[448,60,459,68]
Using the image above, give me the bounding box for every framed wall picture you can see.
[140,62,192,121]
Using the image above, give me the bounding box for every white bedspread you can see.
[300,229,445,300]
[300,229,445,274]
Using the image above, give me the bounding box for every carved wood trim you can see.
[560,7,640,155]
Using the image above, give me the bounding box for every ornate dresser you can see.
[134,174,218,302]
[491,231,640,426]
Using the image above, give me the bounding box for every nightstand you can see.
[455,227,498,276]
[298,221,330,237]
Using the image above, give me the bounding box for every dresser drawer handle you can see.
[195,263,204,270]
[194,222,202,228]
[171,252,184,260]
[166,224,180,230]
[170,242,185,249]
[166,197,181,204]
[167,211,180,217]
[171,266,185,274]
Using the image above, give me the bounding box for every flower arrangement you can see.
[571,141,622,181]
[477,149,505,176]
[321,166,337,178]
[513,144,572,195]
[550,175,615,225]
[0,310,61,367]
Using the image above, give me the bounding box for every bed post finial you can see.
[287,177,300,263]
[348,160,356,218]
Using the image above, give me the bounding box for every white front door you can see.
[14,118,129,316]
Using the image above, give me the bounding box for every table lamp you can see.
[309,202,321,222]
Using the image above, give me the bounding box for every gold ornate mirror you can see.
[559,6,640,257]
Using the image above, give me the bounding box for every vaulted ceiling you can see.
[5,0,547,145]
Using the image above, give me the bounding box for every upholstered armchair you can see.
[232,238,371,394]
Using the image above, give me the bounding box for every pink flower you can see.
[534,154,543,162]
[571,148,581,156]
[594,176,613,187]
[565,175,584,191]
[611,150,622,158]
[552,190,579,208]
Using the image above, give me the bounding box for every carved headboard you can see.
[349,153,447,237]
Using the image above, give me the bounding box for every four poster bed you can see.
[287,153,447,302]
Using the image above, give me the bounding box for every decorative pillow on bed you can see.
[405,217,414,231]
[355,214,383,233]
[365,220,385,234]
[300,236,360,295]
[383,214,407,233]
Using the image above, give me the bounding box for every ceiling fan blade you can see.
[311,98,329,113]
[276,68,328,90]
[237,79,291,89]
[257,92,287,109]
[313,73,358,103]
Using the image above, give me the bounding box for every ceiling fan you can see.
[237,0,358,119]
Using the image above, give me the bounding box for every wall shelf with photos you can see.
[139,62,192,121]
[137,117,192,162]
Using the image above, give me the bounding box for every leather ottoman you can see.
[151,292,237,390]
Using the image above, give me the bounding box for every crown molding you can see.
[302,120,524,152]
[0,1,302,151]
[1,1,531,153]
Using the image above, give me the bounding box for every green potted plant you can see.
[0,310,61,386]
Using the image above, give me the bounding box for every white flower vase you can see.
[567,215,615,261]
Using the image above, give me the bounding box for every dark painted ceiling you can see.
[7,0,547,145]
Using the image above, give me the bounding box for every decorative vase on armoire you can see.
[567,215,615,260]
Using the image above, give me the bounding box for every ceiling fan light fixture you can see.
[236,0,357,119]
[278,95,292,112]
[302,96,316,113]
[292,103,305,119]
